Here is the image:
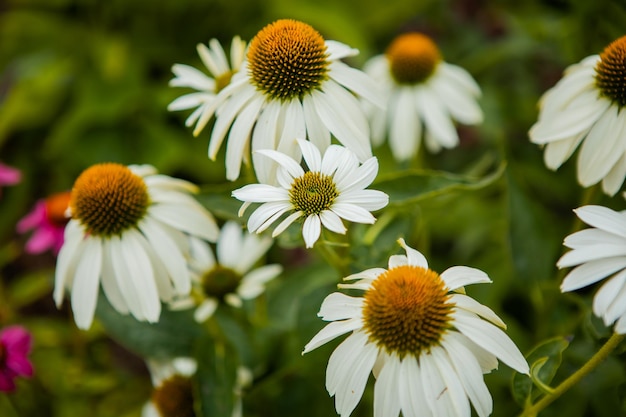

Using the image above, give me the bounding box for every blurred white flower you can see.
[529,35,626,196]
[168,36,247,135]
[364,32,482,160]
[232,139,388,248]
[303,239,529,417]
[559,204,626,334]
[169,221,282,322]
[54,163,219,329]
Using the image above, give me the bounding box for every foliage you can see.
[1,0,626,416]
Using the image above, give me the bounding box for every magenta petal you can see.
[1,326,33,355]
[6,356,33,377]
[25,227,56,254]
[0,372,16,392]
[0,163,21,186]
[16,202,46,233]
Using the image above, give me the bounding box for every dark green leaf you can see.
[195,335,239,417]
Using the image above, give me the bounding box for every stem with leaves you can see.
[520,332,625,417]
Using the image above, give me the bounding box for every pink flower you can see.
[0,162,21,198]
[0,326,34,392]
[17,191,71,255]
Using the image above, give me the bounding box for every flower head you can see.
[186,19,383,182]
[529,35,626,196]
[363,32,483,161]
[54,163,219,329]
[558,204,626,334]
[17,191,71,255]
[0,162,21,198]
[232,139,389,248]
[168,36,247,135]
[142,357,250,417]
[0,325,34,392]
[169,221,282,322]
[303,239,528,417]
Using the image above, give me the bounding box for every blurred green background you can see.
[1,0,626,416]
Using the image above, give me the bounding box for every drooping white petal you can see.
[319,210,347,235]
[560,257,626,292]
[440,266,492,291]
[331,203,377,224]
[398,356,433,417]
[451,293,506,329]
[557,244,626,268]
[303,95,331,152]
[149,203,218,242]
[303,215,322,248]
[373,355,402,417]
[329,60,384,107]
[54,220,84,306]
[207,84,257,156]
[271,211,303,237]
[317,292,364,321]
[238,264,282,299]
[593,271,626,320]
[224,93,265,180]
[70,237,103,329]
[430,346,471,417]
[302,318,363,354]
[336,189,389,211]
[574,205,626,237]
[389,87,421,161]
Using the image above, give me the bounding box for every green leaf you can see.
[95,293,203,358]
[374,161,505,206]
[195,335,239,417]
[512,336,570,407]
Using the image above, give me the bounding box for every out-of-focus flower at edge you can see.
[363,32,483,161]
[16,191,71,255]
[529,35,626,196]
[0,162,21,198]
[54,163,219,330]
[169,221,282,322]
[177,18,383,182]
[558,204,626,334]
[0,325,33,392]
[303,239,528,417]
[168,36,248,135]
[142,357,251,417]
[233,139,389,248]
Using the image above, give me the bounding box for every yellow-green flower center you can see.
[247,19,330,101]
[362,265,453,358]
[289,171,338,216]
[387,33,441,85]
[152,375,196,417]
[202,265,242,301]
[70,163,149,237]
[595,35,626,108]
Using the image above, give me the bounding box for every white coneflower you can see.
[530,35,626,196]
[364,32,483,161]
[558,204,626,334]
[232,139,389,248]
[169,221,282,322]
[303,239,529,417]
[168,36,247,135]
[192,19,383,181]
[54,163,219,329]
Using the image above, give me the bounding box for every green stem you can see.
[315,238,350,277]
[520,333,625,417]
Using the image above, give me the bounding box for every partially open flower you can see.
[17,191,71,255]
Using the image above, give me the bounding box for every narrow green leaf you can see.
[195,335,239,417]
[374,161,505,206]
[512,336,570,407]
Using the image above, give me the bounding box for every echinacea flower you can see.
[529,35,626,196]
[17,191,71,255]
[169,221,282,322]
[142,357,250,417]
[558,204,626,334]
[0,162,21,198]
[189,19,383,182]
[363,32,483,160]
[54,163,219,330]
[303,239,529,417]
[0,325,33,392]
[168,36,247,135]
[232,139,389,248]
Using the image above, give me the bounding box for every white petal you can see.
[331,203,377,224]
[432,68,483,124]
[415,86,459,148]
[420,353,453,416]
[600,269,626,325]
[238,264,282,299]
[271,210,303,237]
[440,266,492,291]
[543,133,586,170]
[398,356,432,417]
[302,95,331,152]
[297,138,322,172]
[398,238,429,269]
[451,293,506,328]
[318,292,364,321]
[560,257,626,292]
[100,240,129,314]
[557,244,626,268]
[231,184,290,203]
[329,60,384,107]
[336,189,389,211]
[194,298,218,322]
[254,149,304,179]
[335,157,379,194]
[577,106,626,186]
[574,205,626,237]
[224,93,265,180]
[302,318,363,354]
[216,221,243,268]
[373,355,402,417]
[439,63,481,96]
[251,99,281,184]
[602,152,626,196]
[302,215,322,248]
[246,201,292,233]
[139,217,191,295]
[319,210,347,235]
[389,87,421,161]
[53,220,84,306]
[431,346,471,417]
[453,311,529,374]
[593,271,626,319]
[388,255,408,269]
[325,40,359,60]
[148,202,219,242]
[70,238,103,329]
